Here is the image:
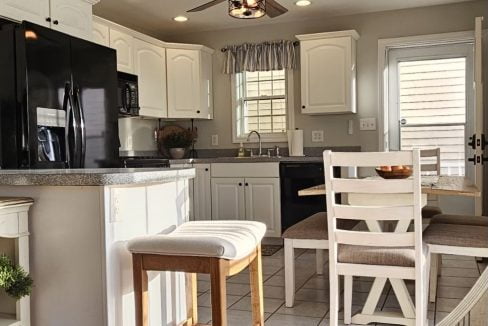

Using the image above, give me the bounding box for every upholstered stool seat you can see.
[127,221,267,326]
[422,205,443,219]
[128,221,267,260]
[430,214,488,227]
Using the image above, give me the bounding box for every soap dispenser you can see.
[238,142,246,158]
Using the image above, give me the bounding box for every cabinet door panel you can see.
[0,0,50,27]
[245,178,281,237]
[92,20,109,47]
[50,0,93,40]
[211,178,245,220]
[193,164,212,220]
[167,48,201,118]
[134,38,167,118]
[110,29,134,73]
[301,37,354,114]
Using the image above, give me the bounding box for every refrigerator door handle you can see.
[63,82,77,167]
[74,86,86,167]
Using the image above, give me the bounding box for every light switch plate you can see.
[359,118,377,131]
[211,134,219,146]
[311,130,324,143]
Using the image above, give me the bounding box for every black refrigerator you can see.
[0,21,119,169]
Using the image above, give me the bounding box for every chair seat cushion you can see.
[338,245,415,267]
[423,223,488,248]
[422,205,442,219]
[430,214,488,227]
[282,212,359,240]
[127,221,266,260]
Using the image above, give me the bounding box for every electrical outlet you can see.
[359,118,377,131]
[211,134,219,146]
[311,130,324,143]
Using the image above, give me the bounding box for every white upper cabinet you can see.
[49,0,93,40]
[134,38,167,118]
[167,47,214,119]
[0,0,50,26]
[110,29,134,74]
[297,30,359,115]
[92,20,109,46]
[0,0,96,40]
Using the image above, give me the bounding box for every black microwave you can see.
[117,71,140,116]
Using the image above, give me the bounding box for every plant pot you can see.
[169,148,186,159]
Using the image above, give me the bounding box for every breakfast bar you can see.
[0,168,195,326]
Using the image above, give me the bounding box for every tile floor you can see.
[196,248,488,325]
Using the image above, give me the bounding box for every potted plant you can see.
[161,129,195,159]
[0,255,33,300]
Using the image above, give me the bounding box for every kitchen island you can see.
[0,168,195,326]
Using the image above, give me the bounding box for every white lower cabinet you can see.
[211,176,281,237]
[245,178,281,237]
[211,177,246,221]
[193,164,212,221]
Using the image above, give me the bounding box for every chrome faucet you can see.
[247,130,262,156]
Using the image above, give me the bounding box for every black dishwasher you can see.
[280,162,339,232]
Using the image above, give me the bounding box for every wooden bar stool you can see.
[127,220,267,326]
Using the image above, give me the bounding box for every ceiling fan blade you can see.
[187,0,227,12]
[266,0,288,18]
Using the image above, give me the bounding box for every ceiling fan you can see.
[187,0,289,19]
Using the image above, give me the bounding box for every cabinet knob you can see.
[238,182,243,186]
[302,105,306,109]
[196,110,201,114]
[53,20,59,25]
[46,17,51,22]
[205,168,209,172]
[245,183,249,186]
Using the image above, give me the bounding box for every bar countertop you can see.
[0,168,195,186]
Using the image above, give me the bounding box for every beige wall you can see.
[165,0,488,151]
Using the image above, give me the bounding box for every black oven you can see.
[117,72,140,116]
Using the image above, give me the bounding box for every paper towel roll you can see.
[288,129,304,157]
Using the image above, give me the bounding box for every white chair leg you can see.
[344,275,353,324]
[329,272,340,326]
[316,249,325,275]
[415,262,427,326]
[284,239,295,308]
[429,253,440,303]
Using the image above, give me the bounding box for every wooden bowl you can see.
[375,168,412,179]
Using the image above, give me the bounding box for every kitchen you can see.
[0,0,487,326]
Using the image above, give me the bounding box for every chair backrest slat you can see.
[332,179,414,194]
[330,151,413,167]
[334,205,414,221]
[420,148,441,175]
[335,230,415,247]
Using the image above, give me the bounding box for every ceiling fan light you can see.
[295,0,311,6]
[229,0,266,19]
[173,16,189,22]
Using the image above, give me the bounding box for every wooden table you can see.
[298,175,481,198]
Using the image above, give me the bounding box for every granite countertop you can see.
[0,168,195,186]
[169,156,325,164]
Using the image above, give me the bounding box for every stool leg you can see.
[210,259,227,326]
[185,273,198,325]
[132,254,148,326]
[250,246,264,326]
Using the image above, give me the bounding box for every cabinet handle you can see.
[238,182,243,186]
[53,20,59,25]
[196,110,201,114]
[46,17,51,22]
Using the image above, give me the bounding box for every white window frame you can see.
[231,70,295,143]
[378,31,475,151]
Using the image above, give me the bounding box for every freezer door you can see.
[70,38,119,168]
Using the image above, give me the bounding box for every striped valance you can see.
[222,40,297,74]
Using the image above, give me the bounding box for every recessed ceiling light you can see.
[174,16,188,22]
[295,0,312,7]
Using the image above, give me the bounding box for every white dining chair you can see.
[324,150,428,326]
[420,148,443,221]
